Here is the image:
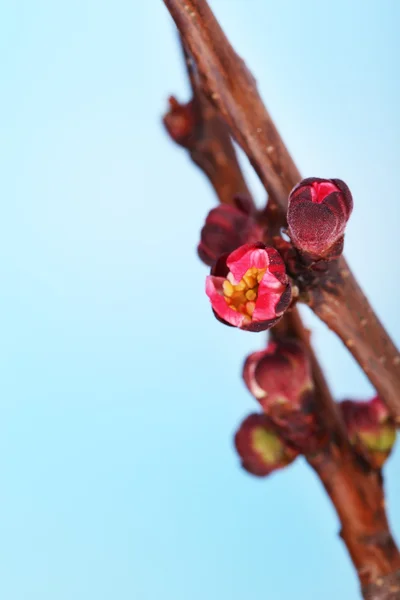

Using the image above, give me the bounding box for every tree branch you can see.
[163,40,252,207]
[308,449,400,595]
[162,0,400,423]
[272,308,400,594]
[163,0,300,210]
[162,1,400,597]
[311,261,400,426]
[271,307,345,440]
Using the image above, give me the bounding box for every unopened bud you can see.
[163,96,198,146]
[243,341,324,453]
[198,201,263,267]
[234,413,298,477]
[340,396,397,469]
[287,177,353,260]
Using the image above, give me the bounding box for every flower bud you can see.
[287,177,353,259]
[243,340,313,409]
[163,96,198,146]
[242,341,323,452]
[234,413,298,477]
[205,243,291,332]
[198,201,263,267]
[340,396,397,469]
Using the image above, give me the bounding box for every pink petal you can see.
[311,181,338,203]
[205,276,245,327]
[243,352,268,399]
[227,244,269,282]
[253,271,284,321]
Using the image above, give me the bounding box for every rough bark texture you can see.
[311,260,400,425]
[363,571,400,600]
[309,450,400,591]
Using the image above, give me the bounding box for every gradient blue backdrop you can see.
[1,1,399,599]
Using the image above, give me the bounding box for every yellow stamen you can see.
[222,266,268,320]
[232,291,246,302]
[257,270,266,283]
[246,302,256,316]
[222,280,234,297]
[243,275,256,288]
[235,281,247,292]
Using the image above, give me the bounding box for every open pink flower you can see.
[234,413,298,477]
[287,177,353,259]
[197,198,263,267]
[205,243,291,332]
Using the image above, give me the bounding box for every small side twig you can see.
[163,0,300,209]
[163,39,252,207]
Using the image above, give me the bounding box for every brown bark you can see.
[271,307,344,439]
[311,258,400,425]
[162,41,252,207]
[273,308,400,594]
[363,571,400,600]
[161,1,400,597]
[162,0,400,423]
[309,449,400,595]
[163,0,300,210]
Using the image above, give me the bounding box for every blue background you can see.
[1,1,399,598]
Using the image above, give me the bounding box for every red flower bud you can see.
[242,341,323,452]
[198,201,263,267]
[287,177,353,259]
[234,413,298,477]
[205,243,291,332]
[163,97,198,146]
[243,340,313,410]
[340,396,397,469]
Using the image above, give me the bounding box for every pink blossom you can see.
[205,243,291,332]
[198,200,263,267]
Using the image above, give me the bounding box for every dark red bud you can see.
[287,177,353,259]
[340,396,397,469]
[234,413,298,477]
[198,204,263,267]
[243,340,313,410]
[243,341,324,452]
[163,97,198,146]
